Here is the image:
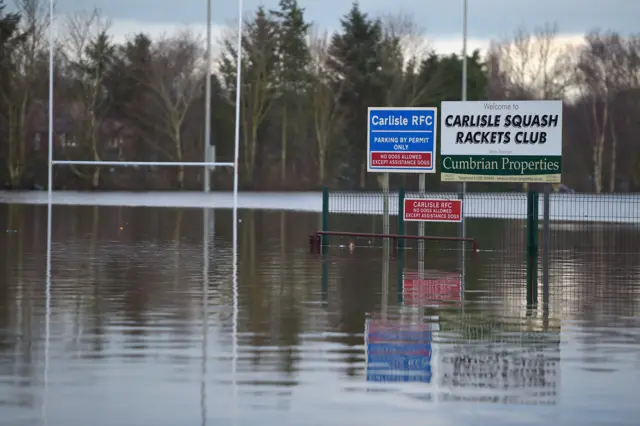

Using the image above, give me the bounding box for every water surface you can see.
[1,204,639,425]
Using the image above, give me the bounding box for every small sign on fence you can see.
[404,198,462,222]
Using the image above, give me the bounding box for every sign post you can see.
[368,106,438,266]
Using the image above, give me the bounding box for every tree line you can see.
[1,0,639,192]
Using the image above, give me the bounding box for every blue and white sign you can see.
[367,343,431,354]
[367,107,438,173]
[367,354,432,371]
[367,330,432,342]
[364,318,435,385]
[366,372,432,383]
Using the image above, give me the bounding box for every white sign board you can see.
[440,100,563,183]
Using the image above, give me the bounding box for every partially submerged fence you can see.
[321,188,640,254]
[317,187,640,308]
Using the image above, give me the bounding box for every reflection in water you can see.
[41,203,236,426]
[43,201,52,426]
[402,270,462,305]
[365,315,433,384]
[0,204,639,425]
[438,316,561,405]
[201,208,210,426]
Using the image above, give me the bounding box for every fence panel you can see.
[323,188,640,309]
[325,189,640,255]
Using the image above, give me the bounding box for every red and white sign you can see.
[366,318,433,333]
[404,198,462,222]
[403,271,461,304]
[370,152,432,168]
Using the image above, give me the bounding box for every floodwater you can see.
[1,199,640,425]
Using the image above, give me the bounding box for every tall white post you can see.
[462,0,468,103]
[231,0,243,421]
[204,0,213,192]
[460,0,468,296]
[200,208,209,425]
[47,0,54,200]
[460,0,468,238]
[44,3,55,421]
[232,0,243,271]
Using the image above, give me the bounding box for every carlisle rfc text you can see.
[444,114,559,144]
[370,114,432,150]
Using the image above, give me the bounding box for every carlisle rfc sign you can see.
[367,107,437,173]
[404,198,462,222]
[440,100,563,183]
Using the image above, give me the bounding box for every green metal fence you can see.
[318,187,640,313]
[321,187,640,254]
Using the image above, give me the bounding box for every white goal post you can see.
[44,3,245,398]
[45,0,241,201]
[45,0,244,209]
[41,1,247,416]
[45,0,245,270]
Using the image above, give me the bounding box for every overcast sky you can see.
[47,0,640,54]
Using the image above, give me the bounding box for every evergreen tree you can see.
[418,50,487,103]
[269,0,311,185]
[328,2,388,188]
[0,1,24,90]
[0,1,28,187]
[68,29,115,187]
[108,33,156,162]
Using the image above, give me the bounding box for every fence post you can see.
[321,260,328,304]
[526,190,539,307]
[542,184,551,307]
[397,187,405,304]
[321,187,329,255]
[397,250,404,304]
[397,187,405,254]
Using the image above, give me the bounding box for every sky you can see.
[44,0,640,56]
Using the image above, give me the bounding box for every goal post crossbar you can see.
[51,160,235,167]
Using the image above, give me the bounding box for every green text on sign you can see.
[440,155,562,183]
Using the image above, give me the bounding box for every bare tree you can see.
[60,9,114,187]
[139,31,205,188]
[487,23,573,100]
[309,30,345,185]
[378,12,434,107]
[608,35,640,192]
[576,31,627,193]
[219,10,278,186]
[379,12,431,63]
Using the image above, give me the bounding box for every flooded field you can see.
[0,200,639,425]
